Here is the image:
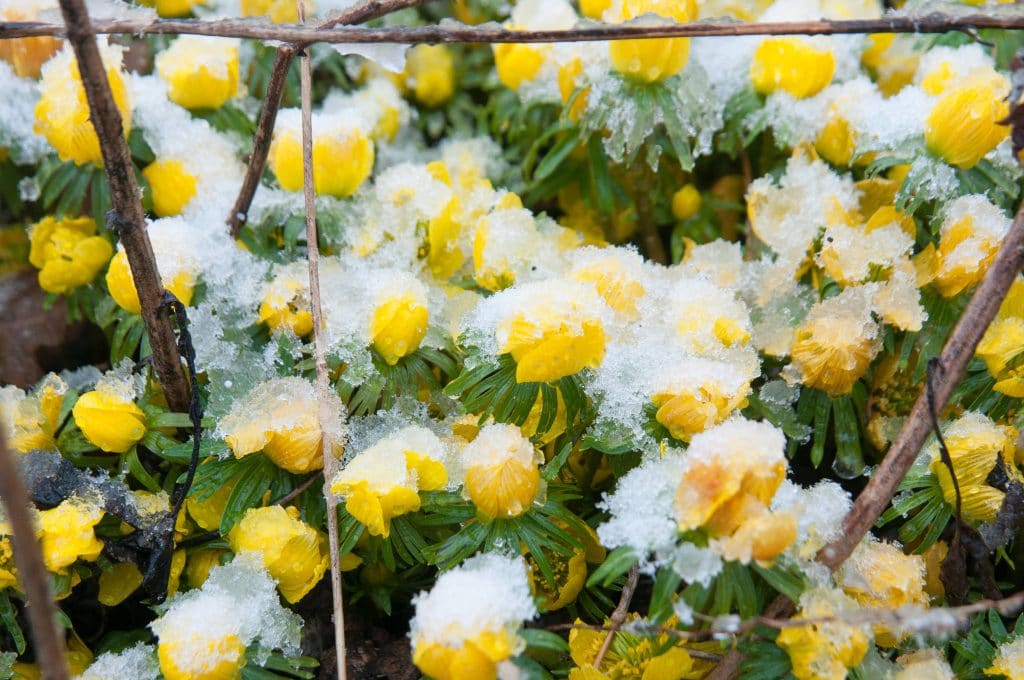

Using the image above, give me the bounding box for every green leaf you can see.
[649,568,682,624]
[587,546,637,589]
[753,562,806,603]
[219,455,276,534]
[533,127,581,182]
[0,591,25,654]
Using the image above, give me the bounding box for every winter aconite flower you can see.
[72,381,146,454]
[461,423,543,520]
[495,280,608,384]
[370,274,430,365]
[0,373,66,453]
[836,539,927,646]
[142,159,198,217]
[750,38,835,99]
[139,0,208,17]
[404,45,456,108]
[776,588,869,680]
[34,44,131,166]
[228,506,329,603]
[976,277,1024,396]
[987,636,1024,680]
[36,496,104,573]
[240,0,307,22]
[220,377,345,474]
[106,249,196,314]
[410,554,537,680]
[156,37,240,111]
[28,216,113,295]
[609,0,694,84]
[269,112,374,198]
[671,184,702,221]
[493,35,548,91]
[330,426,449,537]
[925,70,1009,169]
[0,4,61,78]
[258,262,313,337]
[932,195,1011,298]
[928,412,1020,524]
[568,614,693,679]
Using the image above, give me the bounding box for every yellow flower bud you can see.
[138,0,208,18]
[579,0,613,18]
[493,40,548,91]
[750,38,835,99]
[370,279,430,365]
[671,184,702,221]
[0,6,62,78]
[27,216,113,295]
[497,281,608,384]
[158,630,246,680]
[34,44,131,166]
[240,0,310,23]
[157,37,240,111]
[2,374,66,454]
[404,45,456,108]
[105,250,196,315]
[186,475,238,532]
[609,0,693,84]
[98,562,144,606]
[925,72,1010,169]
[776,589,868,680]
[977,278,1024,396]
[569,254,646,319]
[414,632,516,680]
[462,423,543,520]
[330,439,425,538]
[36,497,104,572]
[815,114,857,167]
[653,382,748,442]
[72,389,146,453]
[557,57,589,122]
[837,540,926,647]
[269,122,374,198]
[933,196,1010,298]
[143,159,199,217]
[185,548,227,589]
[258,263,313,337]
[228,505,329,603]
[427,196,467,279]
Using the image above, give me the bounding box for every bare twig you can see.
[227,0,426,236]
[0,431,69,680]
[56,0,189,413]
[296,0,347,675]
[271,470,324,506]
[593,565,640,669]
[7,10,1024,43]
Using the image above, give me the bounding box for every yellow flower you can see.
[671,184,702,221]
[462,423,543,520]
[72,388,146,453]
[0,534,17,590]
[977,277,1024,396]
[776,589,869,680]
[675,420,795,564]
[98,562,144,606]
[240,0,310,22]
[186,548,228,589]
[404,45,456,108]
[569,614,694,680]
[158,630,246,680]
[258,263,313,337]
[139,0,208,18]
[653,381,749,442]
[558,57,590,122]
[186,474,238,531]
[370,278,430,365]
[410,553,536,680]
[815,114,857,167]
[933,196,1010,298]
[269,121,374,198]
[36,496,104,573]
[986,636,1024,680]
[928,413,1020,524]
[789,287,879,396]
[497,281,608,384]
[221,377,341,474]
[860,34,918,96]
[427,195,467,279]
[493,35,548,90]
[750,38,835,99]
[143,158,199,217]
[1,374,66,453]
[580,0,613,18]
[157,37,240,111]
[27,216,113,295]
[228,505,329,603]
[837,540,927,646]
[330,426,447,537]
[569,252,646,319]
[105,249,196,315]
[925,71,1010,169]
[527,523,605,611]
[0,5,62,78]
[609,0,694,84]
[13,636,93,679]
[34,44,131,166]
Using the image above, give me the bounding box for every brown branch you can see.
[296,0,348,676]
[593,564,640,669]
[0,431,69,680]
[227,0,426,237]
[6,10,1024,43]
[270,470,323,506]
[56,0,189,413]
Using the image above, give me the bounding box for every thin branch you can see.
[6,10,1024,43]
[271,470,324,506]
[227,0,426,236]
[56,0,190,413]
[0,431,69,680]
[297,0,347,675]
[593,565,640,669]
